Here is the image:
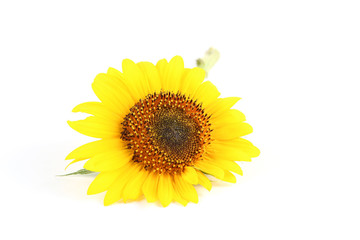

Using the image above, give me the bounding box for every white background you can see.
[1,0,359,239]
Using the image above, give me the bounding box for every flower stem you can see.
[196,48,220,78]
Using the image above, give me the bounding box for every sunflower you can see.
[66,56,259,206]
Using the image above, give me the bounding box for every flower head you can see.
[66,56,259,206]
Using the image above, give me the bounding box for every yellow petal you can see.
[212,122,253,140]
[84,149,132,172]
[103,163,137,206]
[211,109,246,128]
[209,146,252,162]
[156,58,168,89]
[209,139,259,161]
[87,170,122,195]
[106,67,125,81]
[207,97,241,119]
[215,138,260,158]
[137,61,162,93]
[196,170,212,191]
[65,139,123,160]
[182,167,198,185]
[178,68,191,92]
[92,73,134,113]
[194,159,225,179]
[211,159,243,175]
[65,159,85,169]
[163,56,184,92]
[220,170,237,183]
[122,59,148,100]
[72,102,120,120]
[172,181,189,206]
[67,116,121,138]
[192,81,220,108]
[174,175,198,203]
[122,169,148,202]
[142,172,159,203]
[181,67,205,96]
[158,174,174,207]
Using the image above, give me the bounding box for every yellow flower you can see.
[66,56,259,206]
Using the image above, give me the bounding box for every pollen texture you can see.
[121,92,212,174]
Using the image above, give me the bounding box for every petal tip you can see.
[64,154,72,160]
[171,55,184,62]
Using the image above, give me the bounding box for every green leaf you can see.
[57,169,96,177]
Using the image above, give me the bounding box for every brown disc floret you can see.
[121,92,212,175]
